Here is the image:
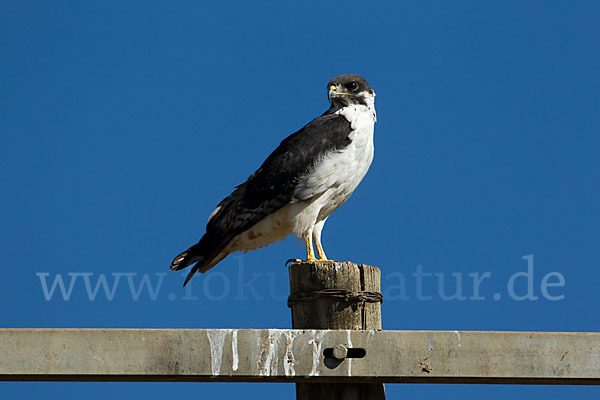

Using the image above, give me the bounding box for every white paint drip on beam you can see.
[257,329,282,376]
[283,330,300,377]
[231,330,239,371]
[454,331,462,347]
[308,330,327,376]
[207,330,228,376]
[347,330,353,377]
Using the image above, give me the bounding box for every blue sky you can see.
[1,0,599,398]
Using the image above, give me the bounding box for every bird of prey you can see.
[171,74,376,286]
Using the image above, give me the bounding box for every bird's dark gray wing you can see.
[208,112,352,236]
[170,112,353,283]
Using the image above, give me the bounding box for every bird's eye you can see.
[347,81,359,91]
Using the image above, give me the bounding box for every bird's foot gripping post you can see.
[288,260,385,400]
[285,239,332,266]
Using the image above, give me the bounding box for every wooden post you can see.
[288,261,385,400]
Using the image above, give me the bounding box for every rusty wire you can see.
[287,288,383,308]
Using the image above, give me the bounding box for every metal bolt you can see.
[332,344,348,360]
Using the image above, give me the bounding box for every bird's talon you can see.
[286,258,303,266]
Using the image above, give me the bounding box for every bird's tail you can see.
[170,234,224,286]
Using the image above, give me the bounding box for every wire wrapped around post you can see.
[287,288,383,308]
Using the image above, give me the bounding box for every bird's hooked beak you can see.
[328,84,352,102]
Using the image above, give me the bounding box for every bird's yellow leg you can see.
[305,237,318,262]
[315,242,329,261]
[285,238,323,266]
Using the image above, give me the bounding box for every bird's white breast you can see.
[294,103,375,221]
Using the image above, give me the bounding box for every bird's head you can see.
[327,74,375,109]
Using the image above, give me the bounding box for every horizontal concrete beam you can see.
[1,329,599,384]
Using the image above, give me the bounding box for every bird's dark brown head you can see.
[327,74,374,107]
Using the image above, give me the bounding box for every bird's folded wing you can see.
[206,112,353,240]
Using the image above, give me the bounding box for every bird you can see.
[170,74,376,286]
